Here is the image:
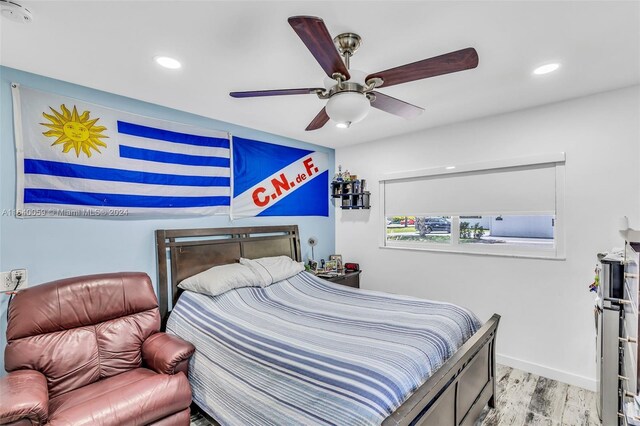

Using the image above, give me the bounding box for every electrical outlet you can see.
[1,272,13,289]
[1,268,28,290]
[11,269,27,286]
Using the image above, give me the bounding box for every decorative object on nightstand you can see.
[306,237,319,271]
[307,260,318,271]
[329,254,343,271]
[344,262,359,272]
[325,260,338,272]
[308,236,318,260]
[331,172,370,209]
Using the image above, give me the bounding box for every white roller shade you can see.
[384,163,557,216]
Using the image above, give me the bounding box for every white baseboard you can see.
[497,354,596,392]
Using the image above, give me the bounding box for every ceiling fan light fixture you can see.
[336,122,351,129]
[325,92,370,126]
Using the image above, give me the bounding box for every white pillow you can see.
[178,262,263,296]
[239,256,305,287]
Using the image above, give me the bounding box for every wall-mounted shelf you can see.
[331,180,370,209]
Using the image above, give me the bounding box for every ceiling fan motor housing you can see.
[334,33,362,57]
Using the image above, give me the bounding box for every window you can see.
[387,216,452,245]
[380,154,565,258]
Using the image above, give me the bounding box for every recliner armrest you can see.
[0,370,49,424]
[142,332,195,375]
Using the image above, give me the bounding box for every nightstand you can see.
[322,270,361,289]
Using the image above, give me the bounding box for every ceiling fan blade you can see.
[366,47,478,88]
[288,16,350,80]
[306,107,330,131]
[230,88,323,98]
[370,92,424,119]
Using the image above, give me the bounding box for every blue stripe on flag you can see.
[24,189,230,208]
[119,145,230,167]
[24,159,230,187]
[117,121,230,148]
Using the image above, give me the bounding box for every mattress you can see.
[167,271,481,426]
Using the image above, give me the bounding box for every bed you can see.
[156,225,500,426]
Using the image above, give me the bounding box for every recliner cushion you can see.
[5,309,160,398]
[6,326,100,398]
[47,368,191,426]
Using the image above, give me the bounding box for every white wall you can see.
[335,85,640,391]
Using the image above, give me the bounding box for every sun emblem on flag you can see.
[40,104,109,158]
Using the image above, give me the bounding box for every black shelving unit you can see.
[331,180,370,209]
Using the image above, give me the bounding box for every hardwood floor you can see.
[190,365,601,426]
[477,365,601,426]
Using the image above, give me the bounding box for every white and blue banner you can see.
[12,84,231,218]
[232,137,329,218]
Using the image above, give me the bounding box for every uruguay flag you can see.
[232,137,329,218]
[12,84,230,218]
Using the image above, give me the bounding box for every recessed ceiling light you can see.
[154,56,182,70]
[533,63,560,75]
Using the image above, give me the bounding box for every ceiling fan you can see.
[230,16,479,131]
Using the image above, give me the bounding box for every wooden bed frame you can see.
[156,225,500,426]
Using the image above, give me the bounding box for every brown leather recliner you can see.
[0,272,196,425]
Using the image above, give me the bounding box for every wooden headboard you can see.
[155,225,302,321]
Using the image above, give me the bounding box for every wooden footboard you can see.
[383,314,500,426]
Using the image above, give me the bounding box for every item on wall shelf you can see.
[331,172,370,210]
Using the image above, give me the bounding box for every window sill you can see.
[380,243,566,260]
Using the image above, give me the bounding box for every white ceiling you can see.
[1,1,639,148]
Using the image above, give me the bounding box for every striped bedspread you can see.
[167,272,481,426]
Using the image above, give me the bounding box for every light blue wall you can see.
[0,66,335,374]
